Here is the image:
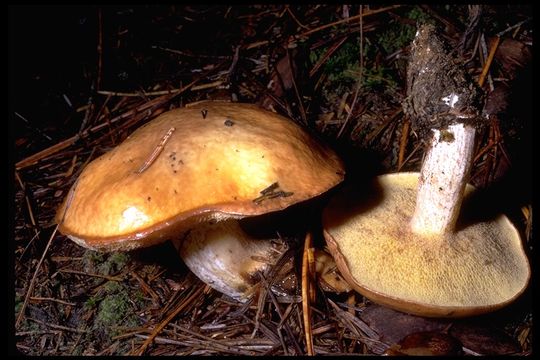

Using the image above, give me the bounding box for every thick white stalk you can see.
[173,220,285,302]
[411,123,476,236]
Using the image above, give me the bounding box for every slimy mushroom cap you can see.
[56,101,344,251]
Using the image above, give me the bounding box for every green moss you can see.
[91,281,144,338]
[82,250,104,273]
[96,292,130,328]
[84,295,100,309]
[363,66,399,91]
[82,250,129,277]
[309,6,440,110]
[73,279,147,354]
[377,22,416,55]
[15,294,23,315]
[407,6,436,25]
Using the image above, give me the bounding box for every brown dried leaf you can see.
[361,304,450,345]
[449,323,521,355]
[384,331,463,356]
[495,38,532,77]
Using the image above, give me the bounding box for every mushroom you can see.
[173,219,287,302]
[56,101,344,301]
[321,25,530,317]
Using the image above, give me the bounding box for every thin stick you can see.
[133,285,206,355]
[15,171,39,240]
[152,45,232,59]
[226,45,240,83]
[496,18,530,37]
[16,66,220,170]
[97,81,223,97]
[56,268,123,282]
[337,6,365,139]
[257,272,302,355]
[131,271,161,304]
[14,112,52,140]
[302,232,314,356]
[296,5,401,39]
[397,118,410,170]
[286,48,307,125]
[16,136,79,171]
[365,108,402,144]
[29,297,76,306]
[15,225,59,328]
[309,35,348,78]
[136,127,176,174]
[26,317,88,334]
[285,5,310,30]
[478,36,500,87]
[246,5,402,50]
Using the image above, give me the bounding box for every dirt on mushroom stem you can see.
[321,24,531,318]
[13,5,532,356]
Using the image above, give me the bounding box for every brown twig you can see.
[16,100,155,170]
[337,6,365,139]
[246,5,402,50]
[309,35,348,78]
[131,271,161,305]
[296,5,402,39]
[365,108,403,144]
[285,48,308,125]
[133,285,207,355]
[29,297,77,306]
[397,118,411,170]
[26,317,88,334]
[15,171,39,240]
[399,140,423,170]
[16,64,224,171]
[478,36,500,87]
[259,273,302,355]
[15,225,59,328]
[56,268,124,281]
[302,232,314,356]
[285,5,310,30]
[97,81,224,97]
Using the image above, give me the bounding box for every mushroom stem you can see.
[410,123,476,236]
[173,220,286,302]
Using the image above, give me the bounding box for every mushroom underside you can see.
[323,172,530,317]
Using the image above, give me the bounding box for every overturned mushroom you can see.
[56,101,344,301]
[322,25,530,317]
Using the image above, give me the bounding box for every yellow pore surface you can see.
[323,173,530,309]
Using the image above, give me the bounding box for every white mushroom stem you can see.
[172,220,286,302]
[411,123,476,236]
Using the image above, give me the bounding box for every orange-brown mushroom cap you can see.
[56,101,344,251]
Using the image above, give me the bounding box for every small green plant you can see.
[377,22,416,55]
[97,252,129,276]
[82,250,104,273]
[82,250,129,277]
[309,6,440,112]
[407,6,436,25]
[84,294,100,309]
[96,292,130,328]
[15,293,23,315]
[93,281,143,338]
